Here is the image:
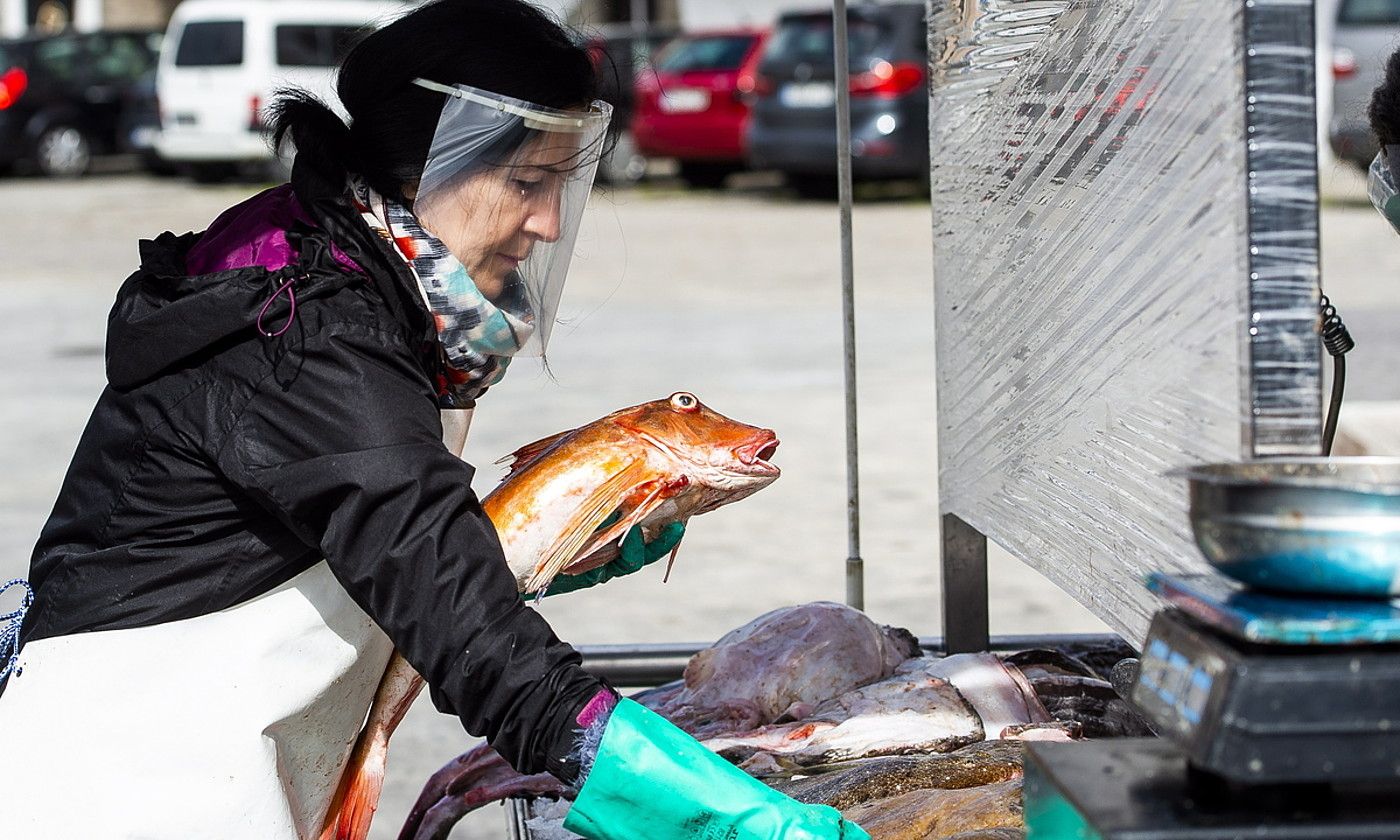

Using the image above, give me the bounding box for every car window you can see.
[275,24,365,67]
[1339,0,1400,23]
[89,33,157,83]
[174,20,243,67]
[34,35,82,82]
[654,34,756,73]
[763,15,889,68]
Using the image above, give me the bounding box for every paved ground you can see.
[0,160,1396,838]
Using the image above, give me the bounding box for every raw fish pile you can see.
[404,603,1148,840]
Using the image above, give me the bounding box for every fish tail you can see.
[319,737,388,840]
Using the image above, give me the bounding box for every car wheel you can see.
[188,162,237,184]
[35,125,92,178]
[140,151,180,178]
[678,162,735,190]
[788,173,838,200]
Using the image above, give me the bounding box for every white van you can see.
[155,0,410,180]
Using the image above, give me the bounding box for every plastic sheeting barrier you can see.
[930,0,1322,642]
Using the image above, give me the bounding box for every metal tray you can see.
[1181,458,1400,597]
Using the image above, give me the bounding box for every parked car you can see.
[1330,0,1400,169]
[116,66,175,175]
[155,0,408,182]
[583,24,679,183]
[632,27,769,188]
[745,2,929,196]
[0,28,161,177]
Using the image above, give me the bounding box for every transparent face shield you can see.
[1368,147,1400,236]
[411,79,613,356]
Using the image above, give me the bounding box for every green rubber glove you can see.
[564,699,870,840]
[540,520,686,596]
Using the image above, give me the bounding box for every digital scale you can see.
[1024,572,1400,838]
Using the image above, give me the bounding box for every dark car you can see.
[632,28,769,188]
[116,67,174,176]
[584,24,679,183]
[1328,0,1400,169]
[0,29,161,177]
[745,2,929,196]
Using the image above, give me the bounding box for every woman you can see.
[0,2,867,839]
[1370,48,1400,234]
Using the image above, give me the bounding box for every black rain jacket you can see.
[15,153,605,781]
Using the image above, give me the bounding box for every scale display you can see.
[1133,608,1400,784]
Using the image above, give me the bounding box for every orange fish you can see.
[488,390,781,593]
[320,392,780,840]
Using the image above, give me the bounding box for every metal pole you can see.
[941,514,990,653]
[832,0,863,610]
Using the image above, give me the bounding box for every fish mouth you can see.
[735,434,781,476]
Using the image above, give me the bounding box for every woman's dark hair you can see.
[1370,47,1400,151]
[270,0,599,200]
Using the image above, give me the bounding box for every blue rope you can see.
[0,578,33,682]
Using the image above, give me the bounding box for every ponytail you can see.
[269,89,361,177]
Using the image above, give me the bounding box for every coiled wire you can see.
[1320,295,1354,456]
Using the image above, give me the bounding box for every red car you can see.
[632,28,769,188]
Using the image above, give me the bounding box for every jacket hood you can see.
[105,187,365,390]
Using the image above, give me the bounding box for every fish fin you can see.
[494,428,578,478]
[319,655,422,840]
[318,730,387,840]
[662,534,685,583]
[524,460,652,593]
[573,480,675,563]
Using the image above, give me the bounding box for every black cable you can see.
[1323,355,1346,456]
[1319,294,1354,456]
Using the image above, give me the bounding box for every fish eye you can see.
[670,392,699,412]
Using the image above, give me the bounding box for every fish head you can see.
[613,392,780,498]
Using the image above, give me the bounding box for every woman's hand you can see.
[538,520,686,596]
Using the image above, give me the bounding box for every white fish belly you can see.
[492,462,621,585]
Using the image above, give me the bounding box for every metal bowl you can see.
[1181,458,1400,598]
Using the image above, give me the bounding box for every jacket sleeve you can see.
[212,321,605,780]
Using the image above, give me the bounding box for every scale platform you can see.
[1024,738,1400,839]
[1147,573,1400,646]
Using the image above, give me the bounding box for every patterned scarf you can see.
[349,177,534,407]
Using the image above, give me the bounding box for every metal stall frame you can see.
[938,0,1322,651]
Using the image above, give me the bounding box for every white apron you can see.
[0,410,473,840]
[0,560,394,840]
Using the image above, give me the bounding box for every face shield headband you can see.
[410,78,612,357]
[1368,146,1400,236]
